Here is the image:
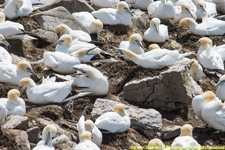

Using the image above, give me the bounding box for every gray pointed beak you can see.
[26,68,38,77]
[136,40,143,49]
[200,5,206,13]
[1,39,10,47]
[97,31,101,41]
[54,39,64,46]
[19,86,24,95]
[57,33,61,39]
[186,8,194,18]
[124,7,132,16]
[154,24,159,34]
[45,131,51,145]
[215,81,222,88]
[87,47,97,55]
[191,41,201,46]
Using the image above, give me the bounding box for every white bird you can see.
[55,24,91,42]
[190,59,205,81]
[33,124,57,150]
[0,60,37,86]
[215,75,225,102]
[144,18,169,43]
[172,0,196,12]
[72,12,103,40]
[175,2,197,21]
[74,131,100,150]
[119,33,144,60]
[195,37,224,70]
[90,0,119,8]
[148,138,165,150]
[114,47,193,69]
[179,17,225,36]
[195,0,217,20]
[92,1,132,26]
[147,1,161,17]
[192,91,218,121]
[3,0,33,19]
[31,47,97,74]
[54,64,109,96]
[171,124,201,150]
[148,44,160,51]
[125,0,153,10]
[148,0,176,19]
[77,115,102,146]
[0,34,11,64]
[95,103,130,133]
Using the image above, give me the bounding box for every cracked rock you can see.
[2,115,29,131]
[131,9,149,31]
[123,59,203,111]
[162,125,181,140]
[91,98,162,138]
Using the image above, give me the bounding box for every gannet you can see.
[172,0,196,11]
[72,12,103,40]
[144,18,169,43]
[90,0,119,8]
[195,0,217,20]
[147,1,161,16]
[192,91,218,121]
[179,17,225,36]
[74,131,100,150]
[148,138,165,150]
[190,59,205,81]
[0,60,36,86]
[171,124,201,150]
[92,1,132,26]
[215,75,225,102]
[196,37,224,70]
[119,33,144,60]
[114,47,193,69]
[0,34,11,64]
[175,3,197,21]
[33,124,57,150]
[55,24,91,42]
[77,116,102,146]
[95,103,130,133]
[31,47,97,74]
[125,0,153,10]
[3,0,33,19]
[148,44,160,51]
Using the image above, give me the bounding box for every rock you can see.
[162,39,183,50]
[31,6,88,33]
[33,0,94,13]
[26,126,40,143]
[131,9,149,31]
[2,115,28,131]
[3,129,30,150]
[91,99,162,138]
[162,125,181,140]
[123,59,203,111]
[53,134,77,150]
[32,29,58,44]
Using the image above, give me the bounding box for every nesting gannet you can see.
[74,131,100,150]
[3,0,33,19]
[33,124,57,150]
[148,138,165,150]
[77,116,102,146]
[125,0,153,10]
[92,1,132,26]
[0,60,36,86]
[171,124,201,150]
[95,103,130,133]
[190,59,205,81]
[192,91,218,121]
[55,24,91,42]
[148,44,160,51]
[179,17,225,36]
[72,12,103,40]
[195,0,217,20]
[144,18,169,43]
[175,3,197,21]
[31,47,97,74]
[215,75,225,102]
[90,0,119,8]
[0,34,11,64]
[147,1,161,16]
[114,47,193,69]
[196,37,224,70]
[119,33,144,60]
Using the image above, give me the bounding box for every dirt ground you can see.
[0,4,225,150]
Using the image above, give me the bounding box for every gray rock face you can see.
[32,29,58,44]
[162,125,181,140]
[26,126,40,143]
[123,59,203,111]
[2,115,28,131]
[131,9,149,31]
[31,6,88,33]
[91,99,162,138]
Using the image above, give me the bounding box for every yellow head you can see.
[180,124,193,136]
[148,138,164,150]
[129,33,142,44]
[93,19,103,33]
[85,120,94,132]
[149,44,160,50]
[197,0,206,9]
[203,91,215,103]
[55,24,70,37]
[17,60,33,73]
[117,1,131,15]
[190,59,199,73]
[181,3,191,12]
[7,89,20,104]
[0,12,5,22]
[56,34,72,46]
[42,124,57,141]
[198,37,212,48]
[179,18,196,27]
[150,18,160,27]
[114,103,126,116]
[19,77,35,88]
[80,131,92,142]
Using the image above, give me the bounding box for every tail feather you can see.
[178,52,194,59]
[30,59,44,65]
[63,92,92,102]
[53,73,73,81]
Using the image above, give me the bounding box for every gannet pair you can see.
[0,34,11,64]
[92,1,132,26]
[195,0,217,20]
[144,18,169,43]
[3,0,33,19]
[0,89,25,126]
[114,47,193,69]
[33,124,57,150]
[171,124,201,149]
[179,17,225,36]
[125,0,153,10]
[31,47,97,74]
[90,0,119,8]
[74,131,100,150]
[55,24,91,42]
[72,12,103,40]
[190,59,205,81]
[195,37,224,70]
